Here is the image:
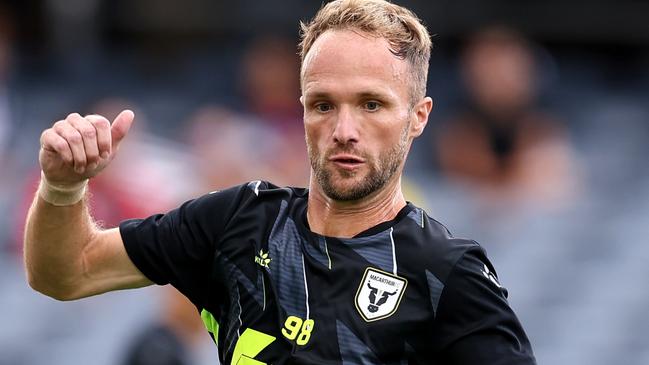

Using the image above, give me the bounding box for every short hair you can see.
[299,0,432,102]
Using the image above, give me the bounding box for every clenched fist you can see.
[39,110,134,186]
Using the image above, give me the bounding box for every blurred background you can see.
[1,0,648,364]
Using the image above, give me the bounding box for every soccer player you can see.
[24,0,537,364]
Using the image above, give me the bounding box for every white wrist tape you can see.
[38,172,88,206]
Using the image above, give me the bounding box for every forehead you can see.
[301,29,410,98]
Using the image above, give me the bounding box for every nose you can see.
[332,106,359,145]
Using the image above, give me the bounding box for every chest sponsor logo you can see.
[255,249,271,268]
[355,267,408,322]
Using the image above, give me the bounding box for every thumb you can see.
[110,109,135,151]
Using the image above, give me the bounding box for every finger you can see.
[67,113,100,169]
[53,120,87,173]
[40,128,73,165]
[110,109,135,151]
[85,114,111,159]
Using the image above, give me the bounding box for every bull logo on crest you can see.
[355,267,407,322]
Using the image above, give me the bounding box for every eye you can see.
[364,101,381,111]
[315,103,333,113]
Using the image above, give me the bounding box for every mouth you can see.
[329,154,365,170]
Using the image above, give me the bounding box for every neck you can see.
[306,175,407,238]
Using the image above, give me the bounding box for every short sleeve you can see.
[434,247,536,364]
[119,183,253,307]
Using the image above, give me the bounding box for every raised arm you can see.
[24,110,153,301]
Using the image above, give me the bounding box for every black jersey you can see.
[120,181,536,365]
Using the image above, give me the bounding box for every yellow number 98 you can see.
[281,316,315,346]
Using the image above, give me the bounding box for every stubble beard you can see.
[307,123,410,202]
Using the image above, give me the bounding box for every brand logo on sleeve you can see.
[355,267,407,322]
[481,264,502,288]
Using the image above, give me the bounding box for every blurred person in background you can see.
[0,5,14,157]
[23,1,535,364]
[238,35,310,186]
[240,35,302,133]
[0,4,18,255]
[185,105,289,190]
[435,26,582,211]
[121,286,208,365]
[186,105,266,188]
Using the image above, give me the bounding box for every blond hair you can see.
[299,0,432,102]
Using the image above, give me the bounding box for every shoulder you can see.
[194,180,307,211]
[395,204,485,285]
[245,180,308,200]
[192,180,308,228]
[236,180,308,213]
[138,180,307,236]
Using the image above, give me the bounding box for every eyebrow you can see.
[303,90,392,100]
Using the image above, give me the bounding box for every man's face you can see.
[301,29,425,201]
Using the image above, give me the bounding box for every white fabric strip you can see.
[389,227,397,275]
[302,254,310,319]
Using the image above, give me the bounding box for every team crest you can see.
[355,267,408,322]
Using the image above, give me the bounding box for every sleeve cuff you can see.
[119,218,168,285]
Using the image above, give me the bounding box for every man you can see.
[24,0,536,364]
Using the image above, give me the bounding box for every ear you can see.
[410,97,433,138]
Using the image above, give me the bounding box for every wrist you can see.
[38,172,88,206]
